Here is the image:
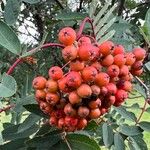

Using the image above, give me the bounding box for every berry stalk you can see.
[77,17,96,40]
[0,104,15,113]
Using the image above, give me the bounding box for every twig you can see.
[135,100,147,125]
[61,132,72,150]
[117,0,125,16]
[61,61,71,69]
[77,17,96,40]
[55,0,64,9]
[77,0,83,12]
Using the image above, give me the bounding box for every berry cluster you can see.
[32,27,146,132]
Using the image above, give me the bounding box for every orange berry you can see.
[66,71,82,89]
[108,95,116,105]
[58,27,76,46]
[46,93,59,106]
[49,116,57,126]
[46,79,58,93]
[58,77,70,92]
[77,118,87,130]
[115,89,128,102]
[64,103,76,116]
[49,66,63,80]
[81,66,98,82]
[99,41,114,56]
[132,61,143,70]
[78,106,90,118]
[131,69,143,76]
[105,83,117,95]
[32,76,47,89]
[113,45,125,55]
[89,108,101,119]
[119,65,129,76]
[133,47,146,61]
[58,118,65,129]
[91,85,101,95]
[101,54,114,66]
[35,90,46,102]
[62,45,78,62]
[78,36,91,47]
[122,81,132,91]
[78,44,99,61]
[95,72,110,87]
[69,91,82,104]
[114,54,126,67]
[101,108,107,115]
[70,59,85,71]
[107,65,120,77]
[77,84,92,98]
[125,52,136,66]
[40,102,52,114]
[88,98,101,109]
[91,61,102,72]
[101,86,108,95]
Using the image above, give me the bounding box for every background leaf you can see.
[4,0,20,25]
[114,133,125,150]
[102,123,114,147]
[139,121,150,132]
[0,20,21,55]
[22,0,40,4]
[0,73,17,98]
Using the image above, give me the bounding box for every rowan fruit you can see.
[125,52,136,66]
[46,93,59,106]
[46,79,58,93]
[105,83,117,95]
[49,66,63,80]
[32,76,47,89]
[81,66,98,82]
[113,45,125,55]
[77,118,87,129]
[70,59,85,71]
[88,98,101,109]
[58,27,76,46]
[78,106,90,118]
[77,84,92,98]
[91,85,101,95]
[89,108,101,119]
[69,91,82,104]
[133,47,146,61]
[49,116,57,126]
[114,54,126,67]
[101,54,114,67]
[95,72,110,87]
[99,41,114,56]
[35,90,46,102]
[78,36,91,47]
[62,45,78,62]
[107,65,120,77]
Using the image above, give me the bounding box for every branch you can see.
[77,0,83,12]
[118,0,125,16]
[77,17,96,40]
[61,132,72,150]
[7,43,64,75]
[55,0,64,9]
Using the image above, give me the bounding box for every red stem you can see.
[135,100,147,125]
[6,43,64,75]
[61,61,71,69]
[77,17,96,40]
[0,104,15,113]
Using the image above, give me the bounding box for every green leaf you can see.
[129,136,148,150]
[26,130,61,149]
[35,124,52,136]
[102,123,114,147]
[133,83,146,98]
[23,104,48,118]
[145,61,150,71]
[95,5,116,33]
[14,95,36,113]
[113,106,136,122]
[119,124,142,136]
[98,30,115,44]
[17,114,41,133]
[22,0,40,4]
[89,0,99,18]
[0,20,21,55]
[93,3,110,26]
[144,8,150,37]
[4,0,20,25]
[139,121,150,132]
[67,134,101,150]
[56,12,87,21]
[0,138,28,150]
[114,133,125,150]
[2,124,39,141]
[0,73,17,98]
